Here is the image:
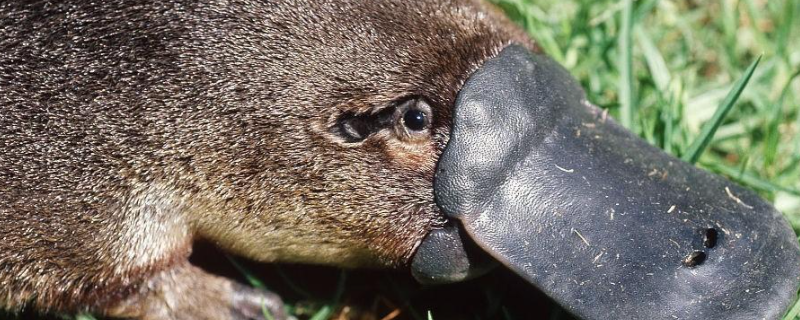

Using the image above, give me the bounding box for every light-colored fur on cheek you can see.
[116,184,194,273]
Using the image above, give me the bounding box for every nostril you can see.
[704,228,719,248]
[683,251,707,268]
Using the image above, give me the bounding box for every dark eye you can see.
[403,109,427,131]
[394,98,432,139]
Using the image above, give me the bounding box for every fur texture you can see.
[0,0,534,316]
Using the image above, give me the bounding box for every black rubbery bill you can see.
[430,45,800,320]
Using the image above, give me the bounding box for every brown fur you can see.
[0,0,534,317]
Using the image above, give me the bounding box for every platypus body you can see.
[0,1,529,318]
[2,1,799,320]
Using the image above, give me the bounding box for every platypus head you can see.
[180,0,800,319]
[187,0,532,267]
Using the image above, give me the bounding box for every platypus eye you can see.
[394,98,432,139]
[329,97,432,144]
[403,109,427,131]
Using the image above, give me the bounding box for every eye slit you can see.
[331,108,394,143]
[334,113,371,143]
[403,109,427,131]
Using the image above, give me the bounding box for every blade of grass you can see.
[720,0,742,72]
[274,265,316,299]
[663,79,684,155]
[225,254,267,290]
[526,16,564,62]
[641,112,658,145]
[681,55,762,164]
[75,314,97,320]
[776,0,795,60]
[261,299,276,320]
[633,0,660,23]
[701,161,800,196]
[742,0,772,54]
[308,305,334,320]
[618,0,636,131]
[333,270,347,303]
[765,69,800,169]
[779,154,800,178]
[588,1,626,27]
[308,270,347,320]
[635,27,671,92]
[738,154,751,178]
[784,294,800,320]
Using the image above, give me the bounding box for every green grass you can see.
[492,0,800,318]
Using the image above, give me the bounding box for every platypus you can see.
[1,1,798,320]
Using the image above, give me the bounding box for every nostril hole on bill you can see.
[704,228,719,248]
[683,251,707,268]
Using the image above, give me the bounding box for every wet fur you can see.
[0,0,533,316]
